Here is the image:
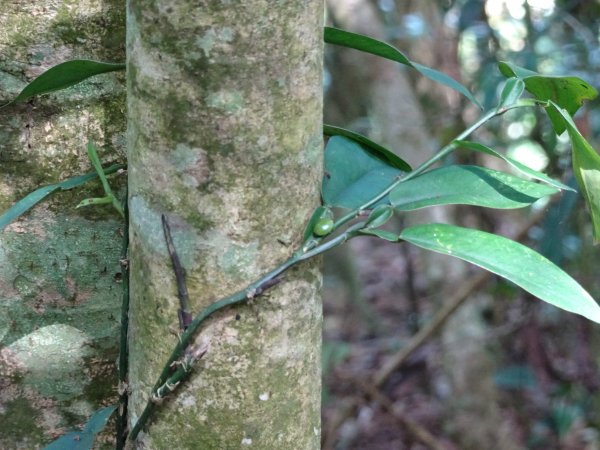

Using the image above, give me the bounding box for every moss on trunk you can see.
[0,1,125,448]
[126,1,323,448]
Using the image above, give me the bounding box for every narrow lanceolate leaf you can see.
[454,140,574,192]
[358,228,399,242]
[86,141,125,217]
[43,405,117,450]
[88,141,114,196]
[324,27,481,109]
[3,60,126,107]
[390,165,557,211]
[498,61,598,134]
[43,432,94,450]
[76,196,114,209]
[553,104,600,243]
[497,77,525,111]
[365,205,394,229]
[323,124,411,171]
[83,405,118,434]
[0,164,125,231]
[322,136,402,209]
[400,223,600,323]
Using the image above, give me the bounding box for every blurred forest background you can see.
[321,0,600,449]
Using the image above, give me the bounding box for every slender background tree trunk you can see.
[0,1,125,448]
[126,1,323,448]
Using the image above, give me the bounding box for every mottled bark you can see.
[127,2,323,449]
[0,1,126,449]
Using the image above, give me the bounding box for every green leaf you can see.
[324,27,481,109]
[323,124,411,172]
[552,104,600,243]
[43,405,116,450]
[411,62,482,109]
[454,140,574,192]
[87,141,114,196]
[390,165,558,211]
[400,223,600,323]
[358,228,399,242]
[0,164,125,231]
[83,405,118,433]
[551,402,582,438]
[497,77,525,111]
[498,61,597,134]
[86,141,124,217]
[3,60,125,107]
[497,62,538,79]
[76,196,114,208]
[493,365,537,390]
[322,136,402,209]
[365,205,394,229]
[44,432,94,450]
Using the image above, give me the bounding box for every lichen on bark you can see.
[127,1,323,449]
[0,1,125,448]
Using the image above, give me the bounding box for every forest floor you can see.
[321,235,600,450]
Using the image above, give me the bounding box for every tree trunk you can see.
[0,1,125,449]
[126,1,323,449]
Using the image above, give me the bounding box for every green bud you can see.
[312,218,334,237]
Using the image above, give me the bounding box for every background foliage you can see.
[322,1,600,449]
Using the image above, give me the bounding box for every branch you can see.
[161,215,192,330]
[128,105,535,441]
[355,378,450,450]
[127,221,367,441]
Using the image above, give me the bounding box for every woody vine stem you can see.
[125,100,538,443]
